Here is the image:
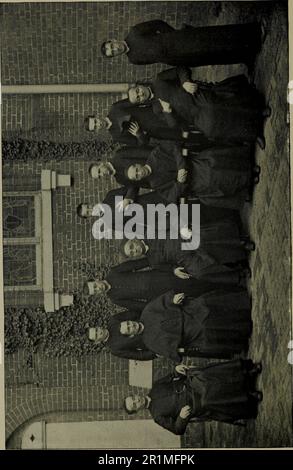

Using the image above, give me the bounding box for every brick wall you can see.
[3,154,204,447]
[2,93,123,142]
[5,349,204,448]
[5,349,149,447]
[3,157,121,293]
[0,1,216,86]
[0,1,265,141]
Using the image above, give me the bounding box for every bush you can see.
[2,139,119,162]
[4,264,121,357]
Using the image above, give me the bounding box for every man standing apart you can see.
[124,360,263,434]
[101,20,263,67]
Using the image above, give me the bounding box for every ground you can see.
[186,1,292,448]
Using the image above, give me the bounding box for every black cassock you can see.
[107,311,156,361]
[106,258,231,312]
[141,289,252,361]
[127,142,252,209]
[101,186,168,235]
[191,74,265,143]
[140,217,248,286]
[149,360,259,434]
[125,20,261,67]
[108,98,210,145]
[151,68,265,144]
[177,218,249,284]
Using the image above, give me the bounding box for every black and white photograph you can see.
[0,0,292,451]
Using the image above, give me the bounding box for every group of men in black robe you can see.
[78,19,269,435]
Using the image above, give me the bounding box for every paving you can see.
[187,1,292,448]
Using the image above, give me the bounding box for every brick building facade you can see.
[1,1,274,449]
[1,0,256,142]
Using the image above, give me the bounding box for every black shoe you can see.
[250,391,263,402]
[239,267,251,286]
[233,420,247,427]
[262,106,271,118]
[244,241,256,252]
[253,363,263,374]
[248,362,262,376]
[242,267,252,279]
[254,165,261,176]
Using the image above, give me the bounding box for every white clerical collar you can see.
[138,322,144,334]
[145,164,152,175]
[141,240,149,253]
[107,161,116,175]
[145,396,151,408]
[124,41,130,53]
[105,116,112,129]
[104,280,111,291]
[103,329,110,343]
[95,203,105,217]
[148,87,154,100]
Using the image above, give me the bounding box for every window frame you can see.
[3,191,43,291]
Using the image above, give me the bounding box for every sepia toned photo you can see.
[0,0,292,451]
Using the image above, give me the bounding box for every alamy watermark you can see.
[91,197,200,251]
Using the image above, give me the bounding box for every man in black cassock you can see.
[85,99,210,147]
[89,145,187,212]
[121,220,253,287]
[83,258,239,312]
[85,99,149,146]
[88,148,150,210]
[101,20,262,67]
[77,186,170,237]
[124,361,262,434]
[128,68,269,146]
[118,142,256,210]
[88,310,156,361]
[138,289,252,360]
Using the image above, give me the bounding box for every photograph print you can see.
[0,0,292,450]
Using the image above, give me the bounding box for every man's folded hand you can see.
[174,266,190,279]
[177,168,188,182]
[175,364,189,375]
[182,81,198,95]
[158,98,172,113]
[179,405,192,419]
[116,198,133,212]
[128,121,140,136]
[173,292,185,304]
